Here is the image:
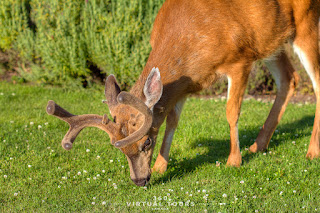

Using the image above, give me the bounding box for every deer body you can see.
[47,0,320,186]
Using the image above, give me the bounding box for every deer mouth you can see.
[131,174,151,186]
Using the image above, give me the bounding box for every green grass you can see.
[1,82,320,212]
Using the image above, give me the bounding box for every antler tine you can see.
[46,100,118,150]
[114,92,153,148]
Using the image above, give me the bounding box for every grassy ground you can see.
[1,82,320,212]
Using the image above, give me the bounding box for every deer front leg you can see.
[225,65,251,167]
[249,51,299,153]
[152,98,186,174]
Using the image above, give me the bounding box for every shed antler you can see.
[46,100,118,150]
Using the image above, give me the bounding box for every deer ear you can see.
[143,67,163,109]
[105,75,121,110]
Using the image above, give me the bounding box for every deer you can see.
[46,0,320,186]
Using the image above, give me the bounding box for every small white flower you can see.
[97,174,100,177]
[202,189,206,193]
[108,178,111,181]
[92,202,95,205]
[86,149,90,152]
[0,92,3,95]
[3,140,6,142]
[87,178,90,181]
[96,156,100,159]
[10,121,14,123]
[102,201,106,205]
[38,125,42,129]
[44,122,49,125]
[58,167,61,170]
[83,170,87,173]
[93,197,96,200]
[292,141,296,145]
[240,180,244,184]
[102,170,105,173]
[93,177,97,180]
[58,185,61,188]
[77,172,81,175]
[110,160,113,163]
[280,191,283,195]
[263,153,266,155]
[30,122,34,125]
[12,93,16,96]
[287,181,290,184]
[222,193,227,198]
[181,187,184,190]
[62,176,67,180]
[143,186,147,190]
[14,192,18,196]
[28,165,32,168]
[293,190,296,193]
[253,196,257,199]
[114,186,118,189]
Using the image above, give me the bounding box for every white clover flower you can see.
[83,170,87,173]
[93,197,96,200]
[44,122,49,125]
[92,202,95,205]
[58,185,61,188]
[110,160,113,163]
[30,122,34,125]
[253,196,257,199]
[87,178,90,181]
[293,190,296,193]
[102,201,106,205]
[222,194,227,198]
[10,121,14,123]
[96,174,100,177]
[38,125,42,129]
[62,176,67,180]
[108,178,111,181]
[86,149,90,152]
[96,156,100,159]
[14,192,18,196]
[102,170,105,173]
[28,165,32,168]
[202,189,206,193]
[240,180,244,184]
[77,172,81,175]
[279,191,283,195]
[0,92,3,95]
[93,177,97,180]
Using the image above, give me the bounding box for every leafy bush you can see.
[0,0,164,88]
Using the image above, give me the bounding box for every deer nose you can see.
[132,174,151,186]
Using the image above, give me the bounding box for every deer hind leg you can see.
[293,19,320,159]
[152,98,186,174]
[249,52,299,153]
[225,63,251,167]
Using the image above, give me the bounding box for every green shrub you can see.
[0,0,164,88]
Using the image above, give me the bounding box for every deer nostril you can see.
[132,175,151,186]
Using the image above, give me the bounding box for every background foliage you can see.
[0,0,316,94]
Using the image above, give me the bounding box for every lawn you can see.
[0,82,319,212]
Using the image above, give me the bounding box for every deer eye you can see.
[142,138,152,151]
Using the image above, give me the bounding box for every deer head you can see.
[47,68,162,186]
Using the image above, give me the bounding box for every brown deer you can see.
[47,0,320,186]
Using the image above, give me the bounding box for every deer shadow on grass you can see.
[152,115,314,185]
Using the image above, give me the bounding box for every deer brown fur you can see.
[47,0,320,186]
